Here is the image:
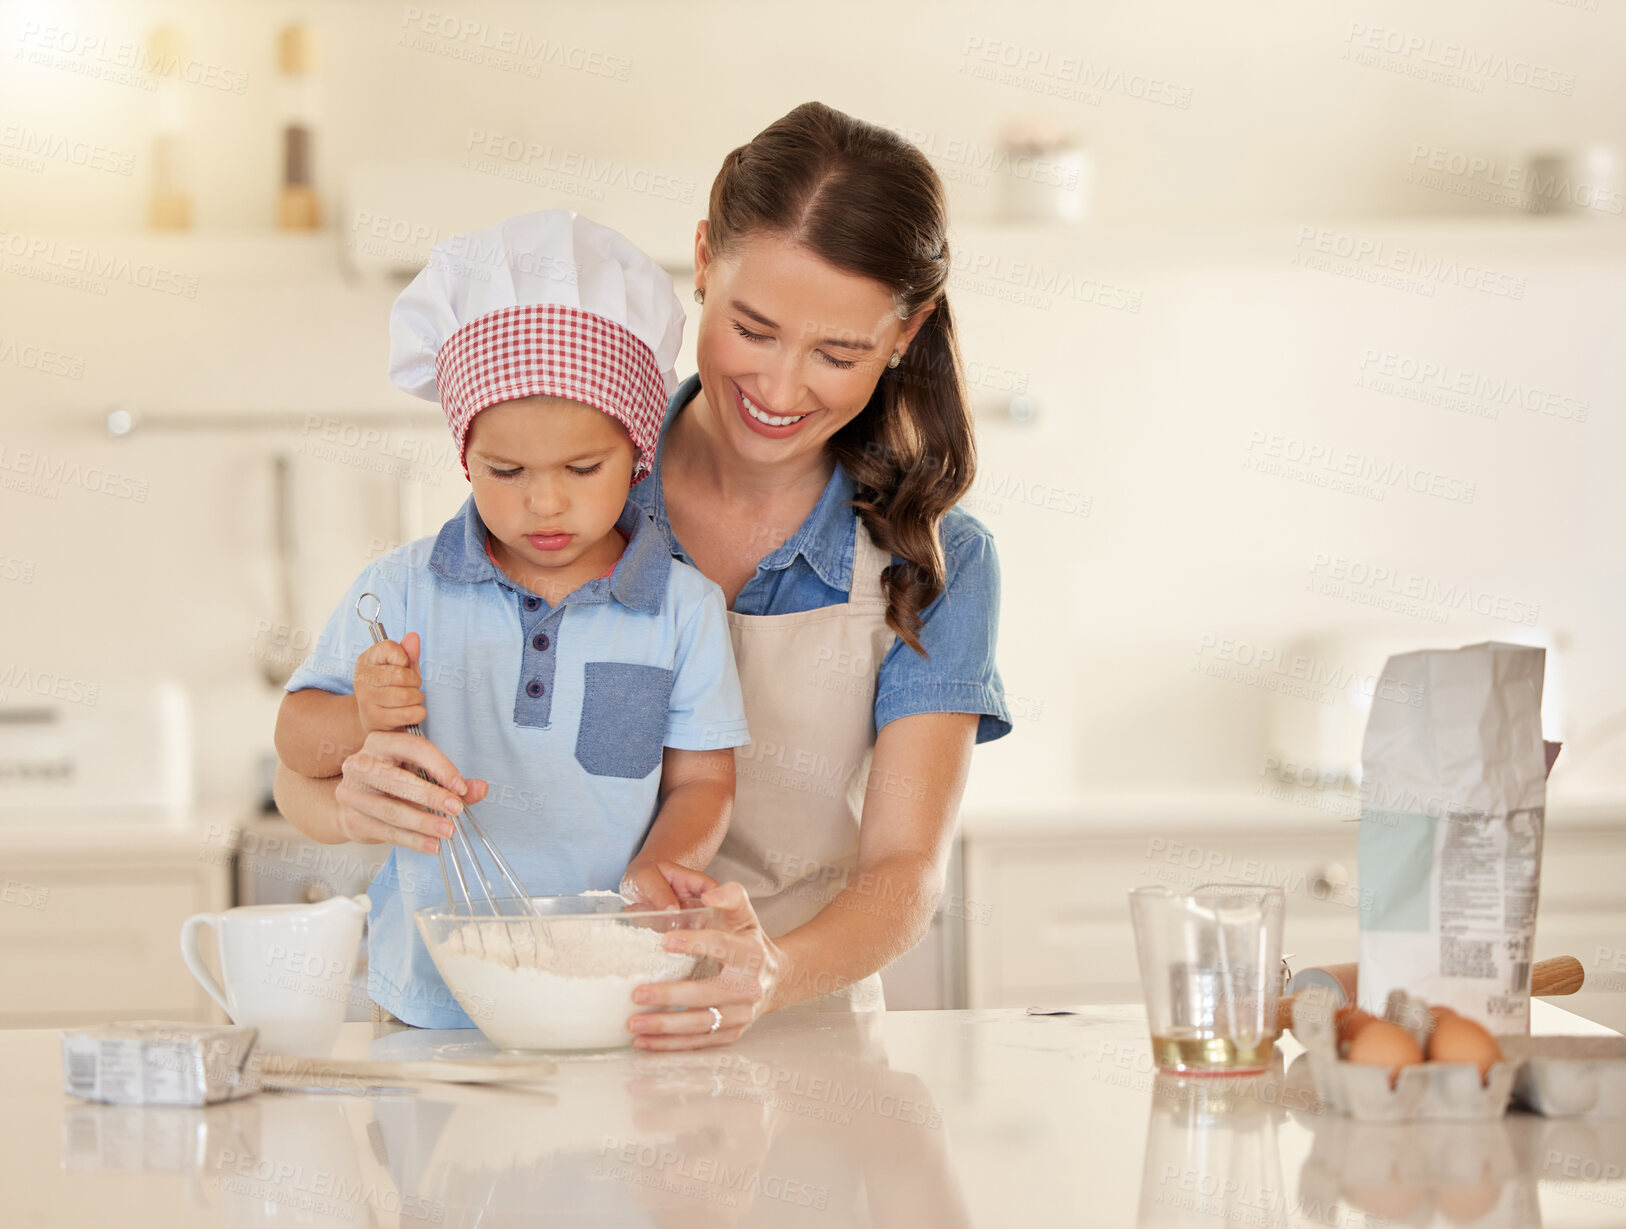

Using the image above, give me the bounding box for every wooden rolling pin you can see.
[1275,955,1585,1034]
[1531,955,1588,996]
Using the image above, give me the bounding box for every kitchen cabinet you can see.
[0,821,233,1027]
[964,822,1360,1009]
[961,791,1626,1030]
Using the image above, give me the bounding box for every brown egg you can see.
[1428,1013,1502,1082]
[1429,1004,1458,1028]
[1346,1020,1425,1088]
[1335,1006,1378,1049]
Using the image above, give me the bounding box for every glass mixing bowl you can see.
[415,895,717,1052]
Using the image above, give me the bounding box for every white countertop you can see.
[4,1001,1620,1227]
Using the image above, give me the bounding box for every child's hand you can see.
[621,862,718,911]
[353,631,427,735]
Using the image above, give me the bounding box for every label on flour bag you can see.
[1356,642,1548,1035]
[1437,808,1543,1020]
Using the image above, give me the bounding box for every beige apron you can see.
[708,519,898,1012]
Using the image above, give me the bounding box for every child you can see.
[275,211,749,1028]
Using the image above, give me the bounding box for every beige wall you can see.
[3,0,1623,229]
[1,0,1622,810]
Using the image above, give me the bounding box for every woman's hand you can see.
[352,631,427,735]
[620,861,717,911]
[627,882,782,1050]
[333,729,487,855]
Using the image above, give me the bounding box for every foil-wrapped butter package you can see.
[1357,641,1551,1036]
[62,1021,260,1106]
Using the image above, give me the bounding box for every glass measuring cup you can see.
[1128,884,1285,1075]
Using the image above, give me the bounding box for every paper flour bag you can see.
[1357,642,1547,1035]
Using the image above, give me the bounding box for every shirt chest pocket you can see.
[574,662,675,779]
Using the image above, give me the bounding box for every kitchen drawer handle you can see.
[1309,862,1350,900]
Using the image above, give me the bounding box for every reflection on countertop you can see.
[16,1003,1625,1227]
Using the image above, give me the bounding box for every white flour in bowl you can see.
[429,918,697,1051]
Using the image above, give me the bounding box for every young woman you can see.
[274,101,1011,1048]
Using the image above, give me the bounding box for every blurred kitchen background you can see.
[2,0,1623,1028]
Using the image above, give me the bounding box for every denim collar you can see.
[428,495,670,614]
[645,373,858,593]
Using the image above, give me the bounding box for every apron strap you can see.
[849,517,891,605]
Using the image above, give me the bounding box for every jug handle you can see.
[179,913,231,1015]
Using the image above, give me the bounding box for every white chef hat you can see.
[388,210,684,482]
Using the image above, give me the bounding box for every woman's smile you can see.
[733,379,815,436]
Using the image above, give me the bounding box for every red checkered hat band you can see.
[434,303,668,482]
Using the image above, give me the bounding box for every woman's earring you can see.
[887,350,901,369]
[693,288,704,304]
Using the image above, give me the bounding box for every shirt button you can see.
[523,596,540,611]
[526,679,544,698]
[532,633,550,651]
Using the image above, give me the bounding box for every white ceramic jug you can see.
[180,894,370,1057]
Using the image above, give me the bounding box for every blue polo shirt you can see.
[629,374,1012,743]
[285,496,750,1027]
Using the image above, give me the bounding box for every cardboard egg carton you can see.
[1299,988,1626,1120]
[1294,990,1518,1121]
[1500,1034,1626,1117]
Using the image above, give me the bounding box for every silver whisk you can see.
[355,593,538,965]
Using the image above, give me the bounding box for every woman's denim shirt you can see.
[628,374,1011,743]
